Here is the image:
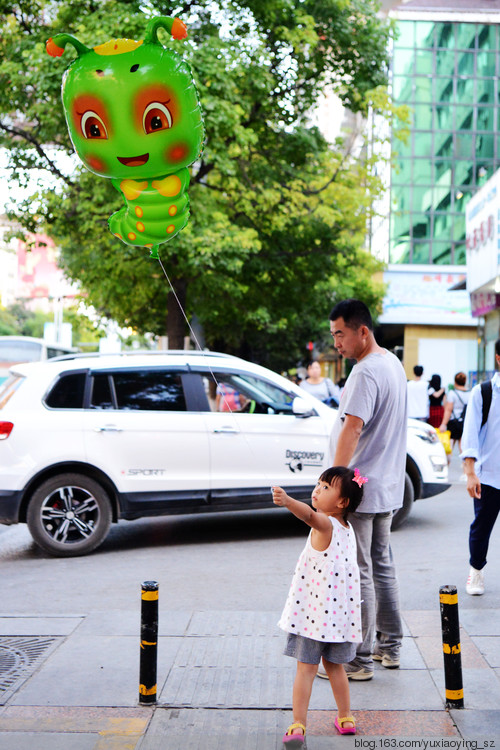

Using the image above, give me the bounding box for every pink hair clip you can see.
[352,468,368,487]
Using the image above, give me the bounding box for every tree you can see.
[0,0,392,370]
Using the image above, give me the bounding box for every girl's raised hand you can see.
[272,486,289,506]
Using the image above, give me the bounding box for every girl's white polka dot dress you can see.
[278,516,362,643]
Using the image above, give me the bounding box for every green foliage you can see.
[0,0,391,370]
[0,301,105,346]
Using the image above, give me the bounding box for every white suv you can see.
[0,351,449,556]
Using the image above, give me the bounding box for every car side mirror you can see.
[292,396,316,418]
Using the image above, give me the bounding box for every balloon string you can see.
[155,252,276,487]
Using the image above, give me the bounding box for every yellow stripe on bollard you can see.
[443,643,461,654]
[141,590,159,601]
[445,688,464,700]
[440,593,458,605]
[139,685,157,696]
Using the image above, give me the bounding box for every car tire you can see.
[391,473,415,531]
[27,473,112,557]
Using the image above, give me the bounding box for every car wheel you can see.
[27,473,112,557]
[391,473,415,531]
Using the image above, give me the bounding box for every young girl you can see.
[272,466,366,744]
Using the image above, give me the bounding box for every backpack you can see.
[481,380,493,428]
[453,389,468,424]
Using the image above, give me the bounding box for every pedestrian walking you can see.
[461,338,500,597]
[407,365,429,420]
[273,466,365,743]
[325,298,407,681]
[427,374,445,428]
[439,372,470,457]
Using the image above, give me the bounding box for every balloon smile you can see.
[117,153,149,167]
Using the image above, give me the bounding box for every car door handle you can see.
[213,426,240,434]
[94,425,123,432]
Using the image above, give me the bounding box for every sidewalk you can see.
[1,455,500,748]
[1,603,500,749]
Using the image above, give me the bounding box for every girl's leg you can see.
[291,661,318,732]
[321,659,354,728]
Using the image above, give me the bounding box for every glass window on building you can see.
[477,25,497,51]
[389,19,500,265]
[432,242,452,264]
[413,241,431,263]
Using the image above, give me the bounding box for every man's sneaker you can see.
[466,566,484,595]
[344,664,374,681]
[372,652,400,669]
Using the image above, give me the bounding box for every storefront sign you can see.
[466,171,500,293]
[380,266,474,326]
[470,291,500,317]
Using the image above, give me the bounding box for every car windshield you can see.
[0,340,43,363]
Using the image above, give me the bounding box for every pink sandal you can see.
[282,721,306,746]
[335,715,356,735]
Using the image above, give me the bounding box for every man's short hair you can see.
[413,365,423,377]
[455,372,467,386]
[496,338,500,357]
[329,299,373,331]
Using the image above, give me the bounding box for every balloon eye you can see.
[143,102,172,134]
[81,111,108,139]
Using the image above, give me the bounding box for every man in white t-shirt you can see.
[407,365,429,420]
[320,298,407,682]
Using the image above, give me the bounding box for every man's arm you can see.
[463,457,481,499]
[439,399,454,432]
[333,413,364,466]
[460,385,482,499]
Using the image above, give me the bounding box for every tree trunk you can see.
[166,278,187,349]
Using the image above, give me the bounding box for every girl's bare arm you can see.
[272,487,331,534]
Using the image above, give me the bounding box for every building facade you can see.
[373,0,500,383]
[465,167,500,377]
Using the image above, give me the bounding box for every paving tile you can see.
[139,707,459,749]
[0,617,83,636]
[74,610,191,637]
[0,732,98,750]
[308,709,459,736]
[138,707,288,750]
[346,669,444,711]
[450,708,500,739]
[415,630,488,670]
[0,705,152,732]
[186,611,280,637]
[403,610,442,637]
[397,635,426,669]
[470,636,500,668]
[10,637,182,707]
[430,667,500,710]
[460,609,500,637]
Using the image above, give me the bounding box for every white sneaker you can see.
[466,566,484,595]
[372,652,400,669]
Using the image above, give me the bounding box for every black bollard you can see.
[439,585,464,708]
[139,581,159,705]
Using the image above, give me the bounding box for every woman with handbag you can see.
[300,360,339,408]
[427,374,445,428]
[439,372,470,457]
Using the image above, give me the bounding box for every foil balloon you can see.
[47,16,204,258]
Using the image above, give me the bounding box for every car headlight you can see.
[430,455,447,471]
[409,425,439,444]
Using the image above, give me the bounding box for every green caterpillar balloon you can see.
[47,16,204,259]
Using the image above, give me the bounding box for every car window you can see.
[201,372,297,415]
[111,370,187,411]
[45,372,86,409]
